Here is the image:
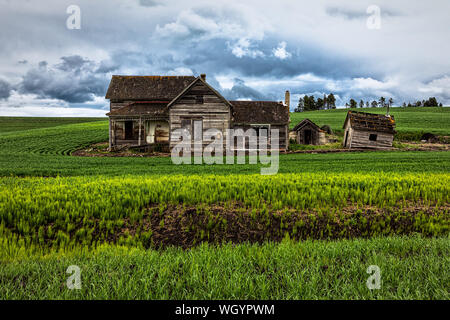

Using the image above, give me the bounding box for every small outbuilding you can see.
[343,111,396,149]
[292,119,325,145]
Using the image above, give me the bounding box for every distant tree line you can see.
[344,96,443,109]
[294,94,336,112]
[295,95,443,112]
[402,97,443,107]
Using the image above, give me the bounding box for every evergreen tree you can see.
[316,98,324,110]
[303,95,316,111]
[295,97,305,112]
[424,97,438,107]
[326,93,336,109]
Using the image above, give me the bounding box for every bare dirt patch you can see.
[72,140,449,157]
[72,142,171,157]
[111,203,449,249]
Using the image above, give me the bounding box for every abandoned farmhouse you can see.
[105,75,290,151]
[105,74,396,152]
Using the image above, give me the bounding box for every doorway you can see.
[304,129,312,144]
[344,130,349,147]
[124,121,133,140]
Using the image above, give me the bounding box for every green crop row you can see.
[0,121,108,156]
[0,173,448,257]
[1,236,449,299]
[290,107,450,135]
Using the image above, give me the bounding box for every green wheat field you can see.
[0,107,449,299]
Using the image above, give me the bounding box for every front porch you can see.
[109,116,170,150]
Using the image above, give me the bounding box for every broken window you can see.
[369,134,378,141]
[196,95,204,104]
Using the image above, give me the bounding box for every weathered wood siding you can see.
[169,82,231,149]
[347,129,394,149]
[110,100,136,112]
[343,116,395,149]
[295,124,320,145]
[231,124,288,151]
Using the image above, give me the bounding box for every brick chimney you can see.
[285,90,290,109]
[200,74,206,81]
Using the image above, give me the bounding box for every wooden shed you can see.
[292,119,324,145]
[343,111,396,149]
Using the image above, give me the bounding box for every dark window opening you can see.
[252,125,270,138]
[369,134,378,141]
[196,95,204,104]
[344,131,349,147]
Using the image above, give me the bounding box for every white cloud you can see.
[154,5,269,42]
[419,76,450,97]
[167,67,194,76]
[1,0,450,115]
[272,41,291,60]
[229,38,264,58]
[352,77,398,90]
[215,75,235,89]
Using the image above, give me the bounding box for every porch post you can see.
[108,118,112,149]
[112,120,115,145]
[138,116,142,146]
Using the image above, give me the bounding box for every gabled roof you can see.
[106,101,169,117]
[344,111,396,134]
[292,119,321,132]
[230,101,290,124]
[167,76,233,108]
[105,75,196,100]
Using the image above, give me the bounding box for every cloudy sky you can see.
[0,0,449,116]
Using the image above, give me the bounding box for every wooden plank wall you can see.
[169,82,231,149]
[295,124,320,145]
[348,129,394,149]
[110,101,135,112]
[231,124,288,151]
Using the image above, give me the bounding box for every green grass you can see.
[0,173,447,257]
[0,236,448,299]
[0,120,449,176]
[0,116,448,300]
[0,117,107,133]
[290,107,450,135]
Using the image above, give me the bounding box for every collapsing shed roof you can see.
[344,111,396,134]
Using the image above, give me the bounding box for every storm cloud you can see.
[19,56,109,103]
[0,0,449,116]
[0,79,12,100]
